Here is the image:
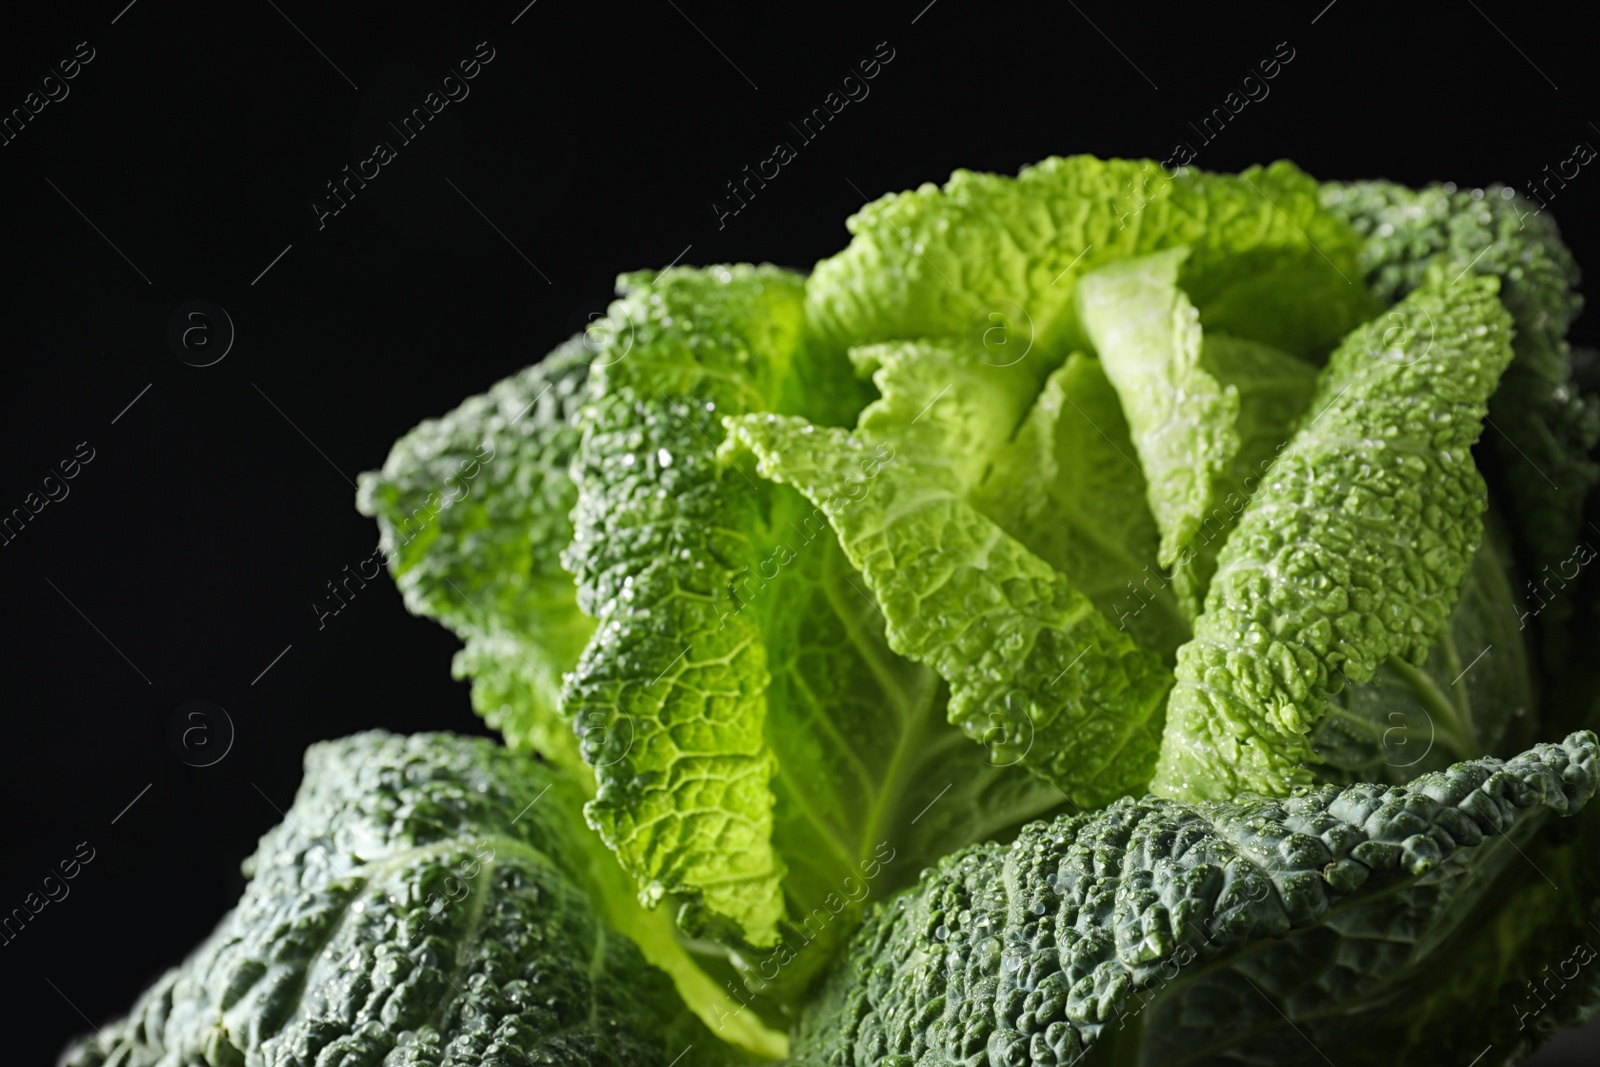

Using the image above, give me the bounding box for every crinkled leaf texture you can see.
[360,266,1072,1020]
[562,266,1069,998]
[725,400,1173,810]
[1076,249,1237,598]
[1072,248,1322,618]
[344,157,1599,1059]
[797,155,1369,662]
[1074,249,1237,574]
[355,341,790,1050]
[791,731,1599,1067]
[356,342,596,770]
[1322,180,1600,660]
[807,156,1377,369]
[1179,331,1321,612]
[559,265,816,950]
[352,158,1384,986]
[1151,274,1515,801]
[58,732,759,1067]
[1312,514,1537,782]
[972,354,1188,660]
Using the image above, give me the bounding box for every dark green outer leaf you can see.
[59,732,740,1067]
[1352,793,1600,1067]
[355,342,595,769]
[791,732,1598,1067]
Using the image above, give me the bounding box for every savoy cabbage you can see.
[67,155,1600,1067]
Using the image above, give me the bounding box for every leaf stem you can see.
[1385,656,1481,760]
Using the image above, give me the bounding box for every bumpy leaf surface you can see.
[1151,274,1515,801]
[1313,517,1537,782]
[807,156,1375,368]
[1322,180,1600,653]
[560,265,819,948]
[359,274,1072,1018]
[792,732,1598,1067]
[726,408,1172,809]
[561,266,1066,990]
[356,343,595,769]
[60,732,741,1067]
[973,354,1188,660]
[1182,332,1320,609]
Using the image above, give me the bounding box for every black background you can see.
[2,1,1596,1063]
